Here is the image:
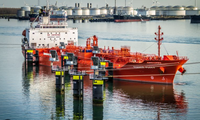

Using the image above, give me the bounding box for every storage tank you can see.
[150,6,158,10]
[168,6,185,16]
[173,6,184,10]
[165,6,173,10]
[122,6,134,15]
[100,7,107,15]
[90,8,100,15]
[158,6,165,10]
[17,10,25,17]
[185,6,199,15]
[67,7,73,15]
[147,10,156,16]
[21,6,31,11]
[82,7,90,15]
[72,7,82,15]
[185,6,198,10]
[25,11,30,17]
[107,7,113,15]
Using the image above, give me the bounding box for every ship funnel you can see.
[75,3,78,8]
[78,3,81,7]
[87,3,89,8]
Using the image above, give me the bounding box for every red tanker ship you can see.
[22,25,188,84]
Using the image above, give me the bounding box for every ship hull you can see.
[114,19,150,22]
[113,15,151,22]
[191,15,200,23]
[113,60,187,84]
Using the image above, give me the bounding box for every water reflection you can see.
[73,98,84,119]
[93,104,103,120]
[21,63,188,119]
[112,80,188,119]
[55,92,65,119]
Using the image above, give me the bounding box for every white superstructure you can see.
[23,14,78,48]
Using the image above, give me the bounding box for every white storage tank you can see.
[185,6,199,15]
[90,8,100,15]
[147,10,156,16]
[100,7,107,15]
[21,6,31,11]
[82,7,90,15]
[167,6,185,16]
[185,6,198,10]
[122,6,134,15]
[165,6,173,10]
[155,10,163,16]
[150,6,158,10]
[73,7,82,15]
[158,6,165,10]
[67,7,73,15]
[17,10,25,17]
[107,7,113,15]
[172,5,184,10]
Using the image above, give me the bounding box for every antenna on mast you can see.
[195,0,197,7]
[46,0,49,10]
[155,25,164,58]
[114,0,117,14]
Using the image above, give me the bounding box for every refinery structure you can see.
[15,2,200,19]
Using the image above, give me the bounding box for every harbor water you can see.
[0,18,200,119]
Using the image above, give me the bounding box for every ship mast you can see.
[155,25,163,57]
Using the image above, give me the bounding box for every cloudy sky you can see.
[0,0,199,8]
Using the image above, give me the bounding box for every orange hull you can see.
[113,60,188,84]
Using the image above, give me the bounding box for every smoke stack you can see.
[87,3,89,8]
[106,4,108,8]
[78,3,81,7]
[75,3,78,8]
[90,3,92,8]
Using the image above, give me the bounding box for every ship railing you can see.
[178,56,188,60]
